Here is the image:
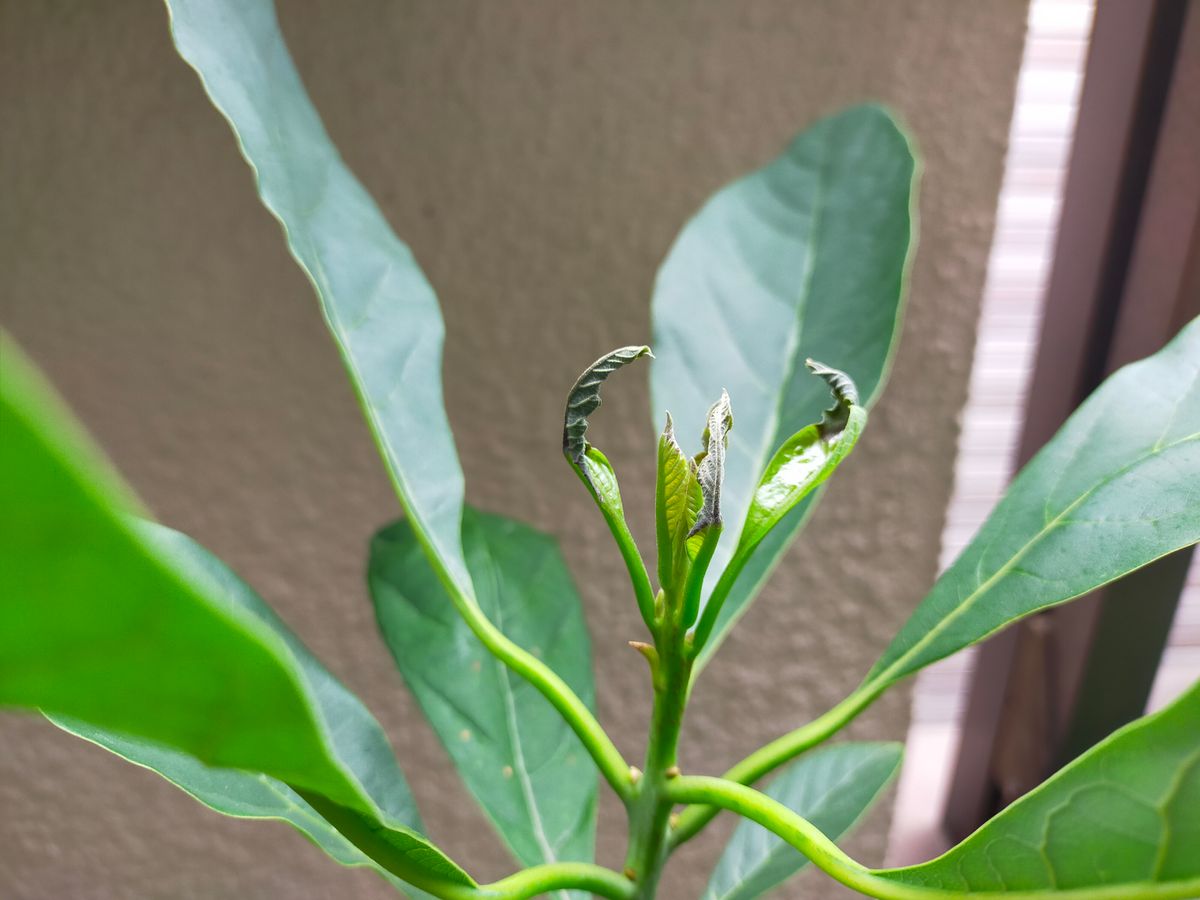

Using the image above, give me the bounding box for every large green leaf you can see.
[864,315,1200,694]
[650,105,917,666]
[166,0,473,603]
[877,678,1200,896]
[0,338,471,891]
[705,743,902,900]
[47,715,418,895]
[370,509,598,891]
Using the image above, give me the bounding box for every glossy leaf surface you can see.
[0,339,471,889]
[878,679,1200,895]
[650,105,917,665]
[371,509,598,885]
[706,743,901,900]
[166,0,473,603]
[866,315,1200,692]
[737,362,865,562]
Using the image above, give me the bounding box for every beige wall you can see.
[0,1,1028,897]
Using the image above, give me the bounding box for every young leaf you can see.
[0,339,471,892]
[46,716,423,896]
[563,345,656,628]
[371,509,598,887]
[691,365,864,654]
[737,361,863,561]
[165,0,474,604]
[704,743,902,900]
[864,314,1200,695]
[656,414,703,593]
[650,105,917,666]
[877,678,1200,896]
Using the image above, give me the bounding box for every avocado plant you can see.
[2,1,1199,898]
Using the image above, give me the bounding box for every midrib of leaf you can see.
[1152,749,1200,879]
[868,428,1200,689]
[700,131,830,627]
[477,541,573,900]
[710,747,893,900]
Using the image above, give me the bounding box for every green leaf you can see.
[705,743,902,900]
[370,508,598,889]
[46,715,421,896]
[0,337,471,891]
[736,361,866,562]
[877,679,1200,896]
[865,315,1200,693]
[650,105,917,667]
[165,0,474,604]
[656,413,703,593]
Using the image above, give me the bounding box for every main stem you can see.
[623,613,692,900]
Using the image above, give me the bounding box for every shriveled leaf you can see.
[657,414,703,592]
[737,362,865,558]
[690,390,734,540]
[651,105,916,667]
[371,509,597,889]
[0,338,471,890]
[563,345,653,493]
[563,346,656,628]
[865,315,1200,694]
[877,679,1200,896]
[705,743,902,900]
[166,0,474,604]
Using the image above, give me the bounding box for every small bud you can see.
[665,765,681,779]
[628,640,659,668]
[669,813,680,829]
[623,867,637,881]
[629,766,643,784]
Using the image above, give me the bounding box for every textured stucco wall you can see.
[0,2,1027,898]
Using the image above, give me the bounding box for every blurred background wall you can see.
[0,1,1028,897]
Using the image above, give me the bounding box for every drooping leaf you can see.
[656,413,703,593]
[705,743,902,900]
[650,105,917,667]
[877,679,1200,896]
[165,0,474,604]
[370,509,597,889]
[0,338,471,891]
[863,315,1200,694]
[46,716,421,896]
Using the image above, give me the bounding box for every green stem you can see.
[669,681,881,847]
[687,543,745,653]
[449,592,635,803]
[679,525,720,629]
[476,863,636,900]
[666,776,1200,900]
[603,506,659,633]
[623,613,692,899]
[571,463,658,633]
